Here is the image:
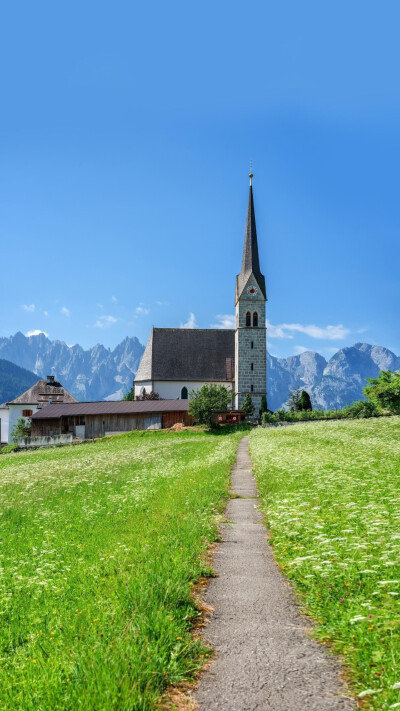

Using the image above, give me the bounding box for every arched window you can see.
[181,386,188,400]
[140,387,146,396]
[253,311,258,327]
[246,311,251,327]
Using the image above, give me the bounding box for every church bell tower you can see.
[235,173,267,414]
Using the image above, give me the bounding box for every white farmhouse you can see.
[6,375,77,443]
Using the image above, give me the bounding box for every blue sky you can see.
[1,1,400,359]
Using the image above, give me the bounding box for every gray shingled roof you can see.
[235,184,267,303]
[31,400,189,419]
[135,328,235,382]
[7,379,77,406]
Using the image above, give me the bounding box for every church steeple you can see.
[235,174,267,304]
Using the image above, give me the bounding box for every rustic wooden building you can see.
[31,400,192,438]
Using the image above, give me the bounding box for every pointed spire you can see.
[235,173,266,303]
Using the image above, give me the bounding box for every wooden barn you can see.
[31,400,192,439]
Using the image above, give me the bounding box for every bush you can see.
[363,370,400,414]
[188,384,232,429]
[0,443,18,455]
[342,400,380,419]
[242,393,255,418]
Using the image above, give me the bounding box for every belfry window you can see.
[181,386,188,400]
[246,311,251,327]
[253,311,258,327]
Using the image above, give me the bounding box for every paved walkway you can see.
[194,436,354,711]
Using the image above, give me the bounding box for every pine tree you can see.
[299,390,312,411]
[259,394,268,418]
[242,393,255,417]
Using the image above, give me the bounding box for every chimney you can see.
[47,375,55,385]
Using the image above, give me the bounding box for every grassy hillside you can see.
[0,358,37,403]
[0,428,245,710]
[250,418,400,709]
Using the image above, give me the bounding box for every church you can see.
[134,174,268,414]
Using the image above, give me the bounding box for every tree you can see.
[11,417,31,442]
[136,390,161,401]
[188,384,232,429]
[242,393,255,418]
[299,390,312,411]
[122,383,135,401]
[122,385,161,401]
[363,370,400,413]
[259,394,268,418]
[287,388,302,411]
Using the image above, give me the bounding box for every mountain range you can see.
[0,332,399,410]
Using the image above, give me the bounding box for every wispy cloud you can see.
[22,304,35,312]
[267,320,350,340]
[43,311,48,317]
[94,315,118,328]
[293,345,308,355]
[156,300,169,306]
[60,307,71,317]
[180,312,198,329]
[210,314,235,329]
[25,329,49,338]
[135,304,150,316]
[111,295,117,304]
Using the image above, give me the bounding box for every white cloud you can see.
[293,345,308,355]
[22,304,35,312]
[94,315,118,328]
[180,312,198,329]
[266,320,350,340]
[135,304,150,316]
[111,295,117,304]
[60,307,71,317]
[211,314,236,329]
[156,300,169,306]
[44,311,48,317]
[25,329,49,338]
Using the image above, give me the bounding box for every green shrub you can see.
[342,400,380,419]
[0,443,18,455]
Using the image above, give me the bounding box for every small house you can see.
[6,375,77,443]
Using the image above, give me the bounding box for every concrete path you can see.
[194,436,354,711]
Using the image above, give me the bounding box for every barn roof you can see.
[134,328,235,382]
[31,399,189,419]
[7,379,78,406]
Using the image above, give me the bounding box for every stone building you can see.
[134,174,267,413]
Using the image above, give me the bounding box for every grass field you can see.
[0,427,245,710]
[250,418,400,710]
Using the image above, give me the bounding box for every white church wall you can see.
[8,405,39,444]
[151,381,234,401]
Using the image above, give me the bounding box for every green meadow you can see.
[0,428,244,710]
[250,418,400,710]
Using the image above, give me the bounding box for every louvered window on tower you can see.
[246,311,251,327]
[253,312,258,327]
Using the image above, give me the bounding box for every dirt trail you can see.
[194,436,354,711]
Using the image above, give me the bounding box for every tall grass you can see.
[250,418,400,709]
[0,428,243,710]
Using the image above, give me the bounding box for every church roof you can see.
[7,379,78,405]
[135,328,235,382]
[235,180,267,303]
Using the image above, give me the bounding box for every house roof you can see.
[135,328,235,383]
[31,399,189,419]
[7,380,78,406]
[235,182,267,303]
